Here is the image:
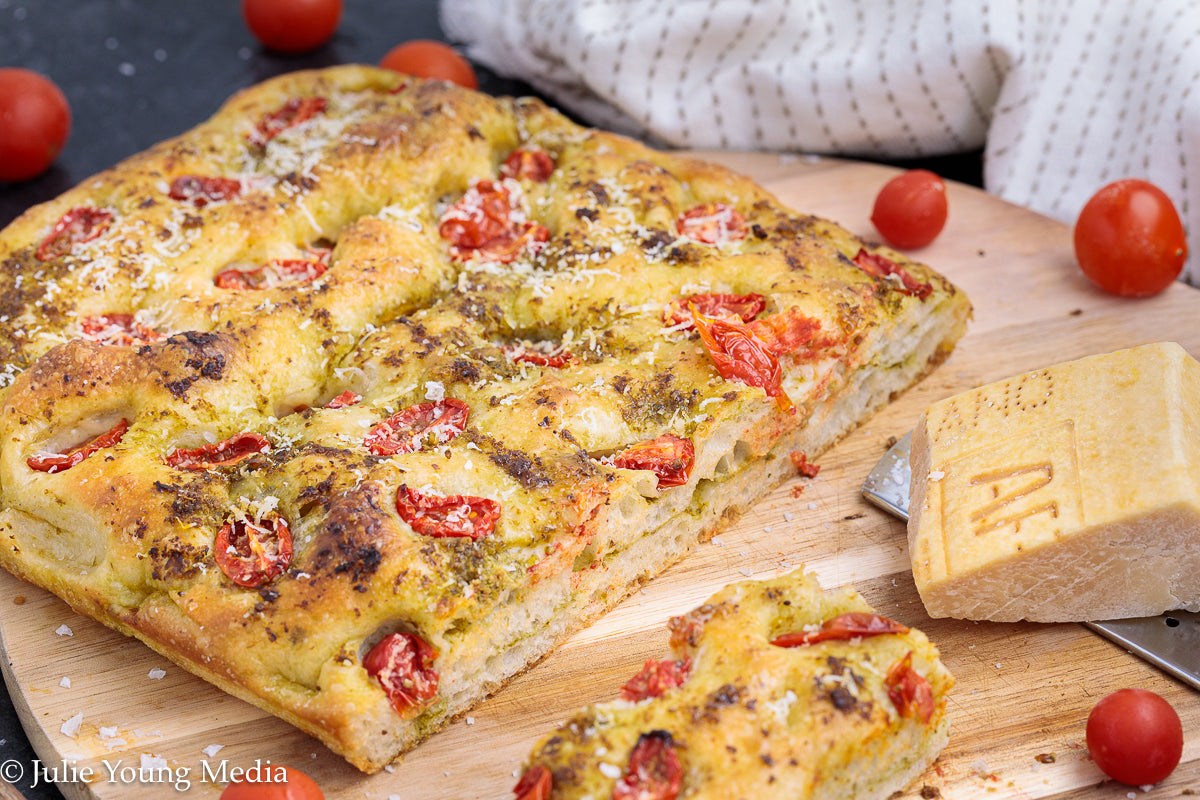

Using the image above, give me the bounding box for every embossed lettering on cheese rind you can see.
[910,342,1200,623]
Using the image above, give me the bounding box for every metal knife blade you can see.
[863,430,1200,692]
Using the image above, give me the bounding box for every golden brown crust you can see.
[0,65,969,771]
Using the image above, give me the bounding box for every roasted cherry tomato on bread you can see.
[613,731,683,800]
[364,632,439,713]
[242,0,342,54]
[870,169,948,249]
[27,418,129,474]
[36,206,113,261]
[0,68,70,183]
[1086,688,1183,785]
[395,484,500,539]
[1073,179,1187,297]
[771,611,909,647]
[620,658,692,702]
[214,515,293,588]
[611,434,695,489]
[219,764,325,799]
[379,40,478,89]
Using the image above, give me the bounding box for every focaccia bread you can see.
[0,65,969,771]
[512,569,954,800]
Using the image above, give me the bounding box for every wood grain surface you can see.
[2,154,1199,800]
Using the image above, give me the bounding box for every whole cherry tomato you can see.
[0,68,70,183]
[242,0,342,54]
[870,169,948,249]
[379,40,479,89]
[1086,688,1183,785]
[220,764,325,800]
[1073,179,1187,297]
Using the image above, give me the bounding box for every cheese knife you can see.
[862,430,1200,692]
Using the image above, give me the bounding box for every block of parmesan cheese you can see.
[908,341,1200,622]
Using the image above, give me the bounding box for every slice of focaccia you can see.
[0,65,969,771]
[512,569,954,800]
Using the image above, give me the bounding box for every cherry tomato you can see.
[512,765,553,800]
[613,731,683,800]
[0,68,70,183]
[439,180,550,263]
[620,658,692,702]
[214,515,293,588]
[853,248,933,299]
[215,257,329,290]
[611,434,695,489]
[1086,688,1183,785]
[79,314,163,347]
[364,399,470,455]
[379,40,479,90]
[36,207,114,261]
[885,650,935,724]
[219,764,325,800]
[746,307,825,356]
[242,0,342,54]
[663,293,765,327]
[396,485,501,539]
[169,175,243,207]
[690,308,790,412]
[870,169,948,249]
[324,390,361,409]
[505,344,575,368]
[364,631,439,713]
[249,96,328,146]
[1073,179,1188,297]
[27,418,129,474]
[771,612,909,648]
[165,432,271,470]
[501,149,556,182]
[676,203,747,244]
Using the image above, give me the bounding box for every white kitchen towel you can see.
[441,0,1200,286]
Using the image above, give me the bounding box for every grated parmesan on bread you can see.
[0,65,969,771]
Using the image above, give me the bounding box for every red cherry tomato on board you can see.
[379,40,479,90]
[0,68,71,183]
[1086,688,1183,785]
[1073,179,1188,297]
[242,0,343,54]
[219,764,325,800]
[870,169,949,249]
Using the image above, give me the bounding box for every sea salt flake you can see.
[141,753,168,771]
[202,744,224,757]
[148,668,167,680]
[61,712,83,738]
[59,677,71,688]
[55,624,73,636]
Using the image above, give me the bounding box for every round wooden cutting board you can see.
[2,154,1199,800]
